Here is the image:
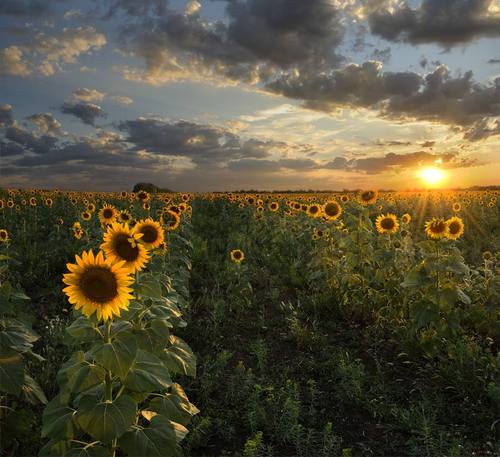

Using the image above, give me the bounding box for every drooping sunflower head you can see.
[134,218,164,249]
[63,250,134,321]
[0,229,9,243]
[101,222,150,272]
[375,213,399,234]
[322,200,342,221]
[424,218,448,239]
[230,249,245,264]
[359,190,378,205]
[307,204,322,218]
[446,216,464,240]
[401,213,411,224]
[99,204,117,225]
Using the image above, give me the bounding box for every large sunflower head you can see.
[322,200,342,221]
[134,218,164,249]
[445,216,464,240]
[99,204,118,225]
[230,249,245,264]
[424,218,448,239]
[63,250,134,322]
[359,190,378,205]
[375,213,399,234]
[101,222,150,272]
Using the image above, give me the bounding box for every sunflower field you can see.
[0,188,498,457]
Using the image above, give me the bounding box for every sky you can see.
[0,0,499,192]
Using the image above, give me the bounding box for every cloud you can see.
[266,62,500,139]
[118,118,277,165]
[61,101,106,126]
[26,113,61,135]
[0,104,15,128]
[367,0,500,46]
[488,58,500,64]
[113,0,345,85]
[0,46,31,76]
[185,1,201,16]
[72,88,106,102]
[109,95,134,106]
[0,27,107,78]
[4,125,57,154]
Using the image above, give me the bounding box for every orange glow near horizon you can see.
[418,167,447,187]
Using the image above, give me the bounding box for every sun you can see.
[418,167,447,187]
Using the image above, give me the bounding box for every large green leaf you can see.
[76,394,137,443]
[42,395,77,440]
[138,275,163,300]
[91,333,137,380]
[66,317,99,342]
[161,336,196,377]
[22,373,47,404]
[0,347,24,395]
[149,383,199,426]
[118,414,183,457]
[125,350,172,392]
[64,445,111,457]
[70,363,106,393]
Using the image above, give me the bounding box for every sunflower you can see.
[118,210,133,223]
[45,198,53,207]
[322,200,342,221]
[401,213,411,224]
[137,190,150,202]
[452,202,461,212]
[134,218,164,249]
[375,213,399,234]
[0,229,9,243]
[87,203,96,212]
[29,197,37,206]
[163,210,180,231]
[99,204,118,225]
[63,250,134,321]
[307,204,322,218]
[57,218,64,225]
[74,228,84,240]
[81,211,92,221]
[340,194,349,203]
[230,249,245,264]
[445,216,464,240]
[424,218,448,239]
[359,190,378,205]
[101,223,149,272]
[143,202,150,210]
[268,202,279,212]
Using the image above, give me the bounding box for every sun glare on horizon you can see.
[418,167,447,187]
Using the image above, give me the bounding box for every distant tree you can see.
[132,182,174,193]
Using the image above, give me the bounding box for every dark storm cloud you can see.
[60,101,106,126]
[104,0,169,18]
[0,141,24,157]
[368,0,500,46]
[118,118,281,164]
[266,62,500,139]
[116,0,344,84]
[0,104,14,127]
[4,126,57,154]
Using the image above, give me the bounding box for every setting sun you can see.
[418,167,447,187]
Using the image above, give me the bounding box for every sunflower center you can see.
[448,221,461,235]
[141,225,158,243]
[362,191,374,201]
[79,267,117,303]
[121,213,130,221]
[233,251,242,260]
[431,221,446,233]
[113,234,139,261]
[0,231,7,240]
[381,218,395,230]
[324,203,340,217]
[103,208,113,219]
[310,206,319,214]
